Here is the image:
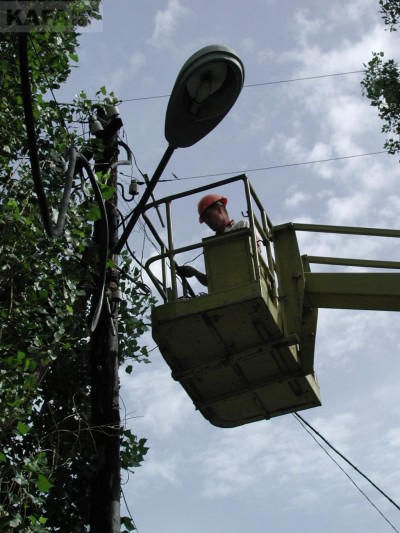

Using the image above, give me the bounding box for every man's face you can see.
[202,203,228,232]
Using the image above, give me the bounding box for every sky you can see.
[57,1,400,532]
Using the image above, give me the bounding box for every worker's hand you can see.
[176,265,198,278]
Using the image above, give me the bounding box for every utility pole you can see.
[89,106,123,533]
[84,44,245,532]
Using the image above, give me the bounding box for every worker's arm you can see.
[176,265,208,287]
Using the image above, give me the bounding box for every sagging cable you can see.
[18,32,109,332]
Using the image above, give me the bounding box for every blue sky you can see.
[60,1,400,531]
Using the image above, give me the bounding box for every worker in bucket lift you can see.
[176,193,262,287]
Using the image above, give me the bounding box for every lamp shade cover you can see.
[165,44,245,148]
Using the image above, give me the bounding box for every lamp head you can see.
[165,44,245,148]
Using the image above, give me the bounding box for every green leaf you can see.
[0,5,152,527]
[121,516,135,531]
[9,515,21,528]
[101,185,116,200]
[17,420,30,435]
[37,474,54,493]
[87,205,101,221]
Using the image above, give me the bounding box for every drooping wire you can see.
[121,488,139,532]
[19,33,68,237]
[115,206,152,295]
[116,133,165,229]
[17,32,108,331]
[294,416,399,532]
[118,182,159,286]
[293,413,400,530]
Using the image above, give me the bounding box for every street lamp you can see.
[114,44,244,254]
[165,44,245,148]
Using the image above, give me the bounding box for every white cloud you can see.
[383,194,400,227]
[262,133,307,161]
[310,412,356,449]
[326,192,371,225]
[129,51,146,73]
[287,5,399,73]
[149,0,191,48]
[309,141,334,161]
[133,453,182,490]
[196,422,289,498]
[102,50,147,94]
[121,362,193,437]
[333,0,378,26]
[264,6,400,196]
[285,188,311,207]
[241,37,255,53]
[193,411,360,503]
[291,9,325,47]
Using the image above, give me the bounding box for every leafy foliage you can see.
[378,0,400,30]
[361,2,400,155]
[362,52,400,154]
[0,2,152,531]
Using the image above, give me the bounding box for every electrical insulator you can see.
[111,288,122,302]
[89,115,103,134]
[129,179,139,196]
[105,105,120,117]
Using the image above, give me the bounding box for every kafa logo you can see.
[0,1,102,33]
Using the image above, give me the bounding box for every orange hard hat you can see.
[197,194,227,223]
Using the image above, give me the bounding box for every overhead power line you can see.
[160,150,389,181]
[293,413,400,532]
[245,70,365,88]
[294,412,400,512]
[121,70,365,102]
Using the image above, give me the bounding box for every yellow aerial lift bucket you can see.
[145,175,400,428]
[146,176,321,428]
[151,228,321,428]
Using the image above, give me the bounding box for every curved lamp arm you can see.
[114,44,245,254]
